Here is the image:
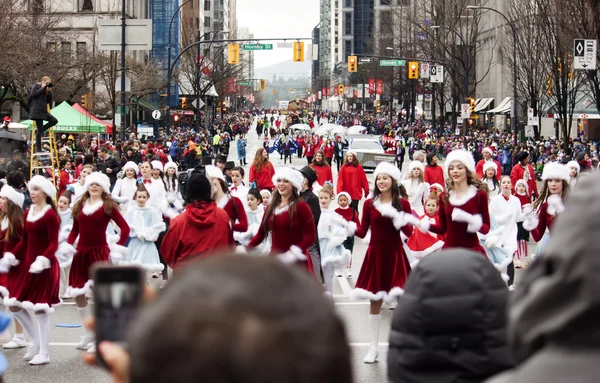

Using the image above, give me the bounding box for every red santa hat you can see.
[408,160,425,174]
[123,161,139,175]
[151,160,163,172]
[483,161,498,174]
[163,162,178,174]
[541,162,570,182]
[0,185,24,208]
[430,183,445,193]
[482,146,495,156]
[84,172,111,194]
[28,175,56,199]
[374,162,402,183]
[444,149,476,174]
[272,167,304,194]
[337,191,351,202]
[205,165,225,181]
[515,179,529,193]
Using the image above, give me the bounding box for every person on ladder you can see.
[29,76,58,153]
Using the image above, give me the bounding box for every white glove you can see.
[0,252,19,273]
[547,194,565,215]
[29,256,51,274]
[451,208,482,233]
[234,246,247,254]
[417,217,431,233]
[346,221,357,236]
[137,233,146,241]
[522,217,539,231]
[485,235,500,249]
[277,245,306,264]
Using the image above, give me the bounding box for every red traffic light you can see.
[173,114,180,122]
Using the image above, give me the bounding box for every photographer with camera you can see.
[29,76,58,153]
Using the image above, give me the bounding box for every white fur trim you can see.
[234,245,247,254]
[483,161,498,174]
[4,297,58,314]
[0,185,24,208]
[482,146,494,156]
[0,252,19,273]
[361,230,372,243]
[56,242,77,260]
[515,179,529,193]
[84,172,111,195]
[410,239,444,259]
[321,249,351,269]
[0,286,8,298]
[216,194,231,209]
[337,192,351,203]
[547,194,565,216]
[28,175,56,199]
[346,220,357,236]
[541,162,570,182]
[274,205,290,215]
[163,162,178,174]
[0,217,7,232]
[29,256,52,274]
[272,167,304,193]
[417,216,431,233]
[350,287,405,303]
[522,217,539,231]
[567,160,580,174]
[120,260,164,272]
[123,161,139,175]
[151,160,163,172]
[444,149,475,174]
[485,235,500,249]
[494,258,512,285]
[373,162,402,183]
[82,200,104,216]
[451,208,482,233]
[66,280,94,298]
[408,160,425,174]
[372,200,417,230]
[277,245,307,263]
[109,243,129,262]
[205,165,225,181]
[448,185,478,206]
[26,204,51,223]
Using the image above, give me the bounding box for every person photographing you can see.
[29,76,58,153]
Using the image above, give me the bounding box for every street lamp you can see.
[467,5,519,144]
[166,0,194,115]
[385,47,395,125]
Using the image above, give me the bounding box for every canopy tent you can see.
[485,97,511,114]
[20,102,106,133]
[72,103,113,134]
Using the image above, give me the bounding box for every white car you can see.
[347,135,395,170]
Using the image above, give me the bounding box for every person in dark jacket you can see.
[299,165,322,283]
[388,249,513,383]
[29,76,58,152]
[487,172,600,383]
[96,147,121,189]
[333,136,348,172]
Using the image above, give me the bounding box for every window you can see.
[344,12,352,34]
[204,16,211,28]
[380,10,392,34]
[47,42,56,52]
[79,0,93,11]
[76,42,86,61]
[204,0,210,10]
[30,0,43,12]
[345,40,352,56]
[345,0,352,6]
[61,42,72,62]
[380,0,392,5]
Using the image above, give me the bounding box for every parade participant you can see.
[249,148,275,191]
[0,185,25,350]
[56,190,74,299]
[304,137,316,164]
[333,136,348,172]
[224,161,235,186]
[206,165,248,245]
[230,167,250,209]
[1,176,60,365]
[321,138,334,165]
[123,185,165,273]
[236,135,247,166]
[476,146,502,180]
[514,179,531,266]
[567,160,580,188]
[522,163,570,256]
[298,166,322,281]
[246,168,316,274]
[70,164,93,203]
[260,189,271,207]
[110,161,139,213]
[317,183,356,295]
[406,191,444,260]
[510,151,538,198]
[234,189,270,253]
[335,192,361,278]
[58,159,75,197]
[160,173,231,269]
[310,150,333,186]
[350,162,417,364]
[419,149,490,256]
[401,161,429,216]
[58,172,130,353]
[482,162,501,199]
[337,151,369,212]
[163,162,183,211]
[423,153,444,187]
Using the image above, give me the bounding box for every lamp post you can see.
[467,5,519,144]
[385,47,395,126]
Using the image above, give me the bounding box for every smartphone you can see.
[93,264,145,368]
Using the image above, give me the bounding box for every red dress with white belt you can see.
[66,200,130,297]
[0,217,23,297]
[4,205,60,313]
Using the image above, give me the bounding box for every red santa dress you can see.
[352,198,414,302]
[406,213,444,259]
[217,195,248,245]
[4,205,60,313]
[530,202,557,242]
[0,217,23,297]
[65,200,130,297]
[247,201,316,274]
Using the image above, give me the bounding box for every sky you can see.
[236,0,319,69]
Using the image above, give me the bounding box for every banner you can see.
[229,78,235,93]
[321,88,326,97]
[376,79,383,95]
[334,87,339,96]
[368,78,375,95]
[325,87,331,97]
[353,89,358,98]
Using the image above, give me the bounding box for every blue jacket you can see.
[237,139,247,158]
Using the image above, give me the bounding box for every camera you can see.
[46,82,53,88]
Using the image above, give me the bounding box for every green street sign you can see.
[242,44,273,50]
[238,81,253,85]
[380,59,406,67]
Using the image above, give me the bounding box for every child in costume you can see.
[335,192,361,277]
[406,190,444,261]
[234,189,271,254]
[56,191,74,299]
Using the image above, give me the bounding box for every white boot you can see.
[76,305,94,350]
[363,314,381,364]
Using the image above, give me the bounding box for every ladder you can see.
[30,123,59,192]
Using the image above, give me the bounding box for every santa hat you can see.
[84,172,111,194]
[123,161,139,175]
[408,160,425,174]
[151,160,163,172]
[374,162,402,183]
[272,167,304,194]
[164,162,178,174]
[483,161,498,174]
[346,149,357,158]
[430,183,445,193]
[482,146,495,156]
[515,179,529,193]
[444,149,475,174]
[337,192,351,202]
[567,160,580,175]
[260,189,272,198]
[0,185,24,208]
[542,162,570,182]
[205,165,225,181]
[28,175,56,199]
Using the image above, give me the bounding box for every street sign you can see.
[527,116,539,126]
[151,110,161,120]
[430,65,444,83]
[359,57,373,63]
[277,42,293,48]
[380,59,406,66]
[193,99,205,109]
[421,62,430,79]
[573,39,597,70]
[238,81,253,86]
[527,107,534,118]
[461,103,471,119]
[424,111,432,120]
[525,126,535,137]
[242,43,273,50]
[98,19,153,51]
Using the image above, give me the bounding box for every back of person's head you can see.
[128,256,352,383]
[388,250,513,383]
[6,171,24,189]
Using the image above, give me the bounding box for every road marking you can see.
[334,301,369,306]
[349,342,389,347]
[49,342,79,346]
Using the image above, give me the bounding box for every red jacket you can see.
[476,160,502,180]
[322,144,334,159]
[310,163,333,185]
[160,202,231,268]
[304,143,317,157]
[59,170,75,197]
[423,165,445,187]
[337,163,369,201]
[510,163,538,197]
[249,162,275,190]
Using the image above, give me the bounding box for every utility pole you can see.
[119,0,127,140]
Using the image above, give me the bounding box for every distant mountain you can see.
[255,59,312,79]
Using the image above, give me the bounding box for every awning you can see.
[72,103,113,135]
[20,102,106,133]
[475,98,494,112]
[472,98,482,109]
[179,77,219,98]
[486,97,511,114]
[130,96,160,110]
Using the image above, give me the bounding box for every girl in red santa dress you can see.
[513,179,532,266]
[58,172,130,353]
[406,190,444,261]
[350,162,418,364]
[418,149,491,256]
[0,185,26,350]
[334,192,361,277]
[522,162,570,257]
[246,168,316,274]
[1,176,60,365]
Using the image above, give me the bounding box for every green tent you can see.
[20,102,106,134]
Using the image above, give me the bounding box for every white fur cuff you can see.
[277,245,307,264]
[57,242,77,258]
[29,256,51,274]
[0,252,19,273]
[485,235,500,249]
[522,217,539,231]
[346,221,357,236]
[109,244,129,261]
[418,217,431,233]
[235,246,247,254]
[467,214,483,233]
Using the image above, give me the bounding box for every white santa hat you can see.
[374,161,402,183]
[483,161,498,174]
[28,175,56,199]
[346,150,357,159]
[205,165,225,181]
[482,146,495,156]
[260,189,272,198]
[567,160,580,175]
[0,185,24,208]
[151,160,163,172]
[164,162,178,174]
[272,167,304,194]
[408,160,425,174]
[123,161,139,175]
[541,162,570,182]
[444,149,476,175]
[337,191,351,202]
[515,179,529,193]
[84,172,111,194]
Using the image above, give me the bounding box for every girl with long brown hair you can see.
[249,148,275,191]
[337,151,369,212]
[310,150,333,186]
[58,172,130,353]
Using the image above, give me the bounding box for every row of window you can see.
[343,0,410,7]
[47,41,88,62]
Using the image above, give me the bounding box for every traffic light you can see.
[227,43,240,64]
[408,62,419,79]
[272,89,276,95]
[546,75,553,96]
[81,94,88,109]
[293,41,305,62]
[173,114,180,122]
[260,79,266,90]
[307,89,311,93]
[338,84,345,94]
[348,56,357,72]
[181,97,187,108]
[469,97,475,115]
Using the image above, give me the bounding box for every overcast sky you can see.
[237,0,319,69]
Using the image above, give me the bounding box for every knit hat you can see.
[84,172,111,194]
[567,160,580,175]
[163,162,178,174]
[151,160,163,172]
[482,146,495,156]
[374,162,402,183]
[123,161,139,175]
[408,160,425,174]
[0,185,24,208]
[205,165,225,181]
[28,175,56,199]
[515,151,529,164]
[185,173,213,203]
[298,166,318,187]
[272,167,304,193]
[444,149,476,175]
[515,179,529,193]
[483,161,498,174]
[542,162,570,182]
